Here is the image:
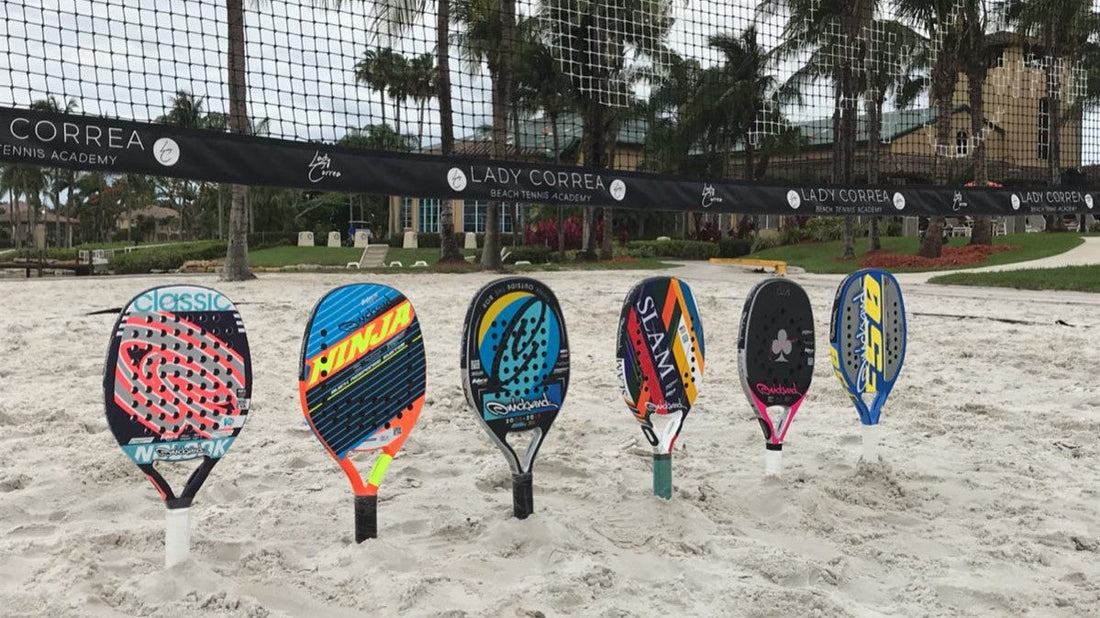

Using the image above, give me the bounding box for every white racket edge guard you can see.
[764,449,783,477]
[165,507,191,568]
[861,423,880,463]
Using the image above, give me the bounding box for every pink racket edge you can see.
[750,393,807,450]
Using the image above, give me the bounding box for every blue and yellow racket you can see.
[829,269,907,459]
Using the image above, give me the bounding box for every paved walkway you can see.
[892,235,1100,285]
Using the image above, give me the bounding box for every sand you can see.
[1,263,1098,617]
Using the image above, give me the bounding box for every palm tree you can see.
[27,96,79,248]
[408,53,436,150]
[962,1,995,246]
[542,0,677,261]
[894,0,969,258]
[355,48,392,129]
[1002,0,1100,232]
[369,0,464,263]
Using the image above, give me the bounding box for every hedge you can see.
[717,238,753,258]
[625,240,718,260]
[110,241,226,274]
[503,245,562,264]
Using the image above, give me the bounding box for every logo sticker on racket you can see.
[299,284,426,541]
[104,284,252,567]
[616,276,704,499]
[461,277,569,519]
[738,278,814,475]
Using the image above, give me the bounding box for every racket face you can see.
[616,277,704,452]
[829,269,907,425]
[461,277,569,473]
[737,278,814,444]
[299,284,425,461]
[104,285,252,469]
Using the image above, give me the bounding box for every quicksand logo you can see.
[308,151,341,183]
[755,383,801,397]
[123,437,233,463]
[485,394,555,416]
[133,289,231,313]
[644,400,687,414]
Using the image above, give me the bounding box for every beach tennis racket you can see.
[737,278,814,476]
[103,285,252,567]
[461,277,569,519]
[830,269,906,459]
[299,284,425,541]
[616,276,704,499]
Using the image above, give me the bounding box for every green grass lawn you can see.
[928,265,1100,293]
[749,233,1085,274]
[249,245,364,267]
[383,247,479,265]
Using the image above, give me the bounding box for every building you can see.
[117,205,182,242]
[0,200,78,248]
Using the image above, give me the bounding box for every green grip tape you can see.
[653,453,672,500]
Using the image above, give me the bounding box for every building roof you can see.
[0,201,79,224]
[734,105,1005,153]
[121,205,180,221]
[428,115,647,160]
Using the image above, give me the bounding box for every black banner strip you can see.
[1,106,1096,216]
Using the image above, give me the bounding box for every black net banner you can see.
[2,0,1100,215]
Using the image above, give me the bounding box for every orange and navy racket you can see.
[104,285,252,567]
[298,284,425,541]
[616,276,704,499]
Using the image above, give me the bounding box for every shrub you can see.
[625,240,718,260]
[249,232,298,250]
[12,247,78,261]
[717,237,753,258]
[803,217,845,242]
[111,242,226,274]
[751,229,782,253]
[1090,220,1100,233]
[780,225,807,246]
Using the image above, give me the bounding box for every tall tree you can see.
[370,0,465,263]
[964,1,994,246]
[896,0,969,258]
[223,0,253,279]
[29,96,79,248]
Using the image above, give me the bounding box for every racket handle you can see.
[653,453,672,500]
[764,443,783,477]
[861,423,879,462]
[165,506,191,568]
[512,472,534,519]
[354,495,377,543]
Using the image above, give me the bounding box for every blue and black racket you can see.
[104,285,252,567]
[830,269,907,460]
[461,277,569,519]
[299,284,426,541]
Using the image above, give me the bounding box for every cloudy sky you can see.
[2,0,1098,163]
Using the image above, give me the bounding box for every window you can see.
[418,199,440,233]
[400,197,413,230]
[463,200,486,232]
[956,130,969,156]
[462,200,512,233]
[1038,98,1050,160]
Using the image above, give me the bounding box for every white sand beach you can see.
[1,263,1098,617]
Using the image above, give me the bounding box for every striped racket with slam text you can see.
[737,278,814,476]
[104,285,252,567]
[299,284,425,541]
[830,269,907,461]
[461,277,570,519]
[616,276,704,499]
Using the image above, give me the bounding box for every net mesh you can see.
[3,0,1100,188]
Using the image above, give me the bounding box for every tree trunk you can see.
[866,92,884,251]
[1046,63,1067,232]
[918,29,959,259]
[551,113,564,260]
[600,207,613,260]
[480,0,514,270]
[223,0,254,280]
[969,46,993,246]
[436,0,463,264]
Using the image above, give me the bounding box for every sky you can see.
[2,0,1098,163]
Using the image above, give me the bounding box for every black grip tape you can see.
[355,495,377,543]
[512,472,534,520]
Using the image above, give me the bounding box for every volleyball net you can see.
[2,0,1099,216]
